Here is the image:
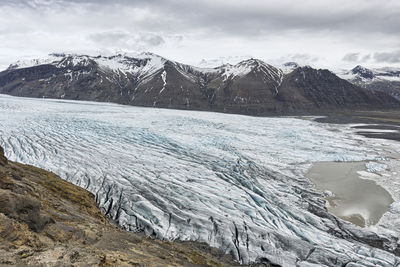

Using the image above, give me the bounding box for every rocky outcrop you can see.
[0,146,7,166]
[0,53,398,116]
[0,147,244,266]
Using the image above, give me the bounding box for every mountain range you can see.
[0,53,398,115]
[337,65,400,101]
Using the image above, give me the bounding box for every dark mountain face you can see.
[0,54,398,115]
[202,59,285,114]
[363,81,400,101]
[278,67,396,111]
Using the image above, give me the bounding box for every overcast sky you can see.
[0,0,399,70]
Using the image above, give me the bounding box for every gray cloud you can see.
[343,53,360,62]
[361,54,371,62]
[342,52,373,63]
[373,50,400,63]
[271,53,319,67]
[288,54,319,63]
[88,31,165,50]
[0,0,399,69]
[3,0,400,36]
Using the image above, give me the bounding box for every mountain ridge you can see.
[337,65,400,101]
[0,53,399,116]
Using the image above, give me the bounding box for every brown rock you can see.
[0,146,7,166]
[0,190,54,232]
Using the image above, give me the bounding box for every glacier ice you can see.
[0,95,399,266]
[366,161,388,173]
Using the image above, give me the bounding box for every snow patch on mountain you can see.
[219,63,252,81]
[7,54,61,70]
[197,55,253,68]
[219,59,282,83]
[159,70,167,94]
[132,52,167,79]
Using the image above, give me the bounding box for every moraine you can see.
[0,94,399,266]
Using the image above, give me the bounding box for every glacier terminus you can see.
[0,94,399,267]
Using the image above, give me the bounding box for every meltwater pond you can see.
[0,95,399,266]
[306,161,394,227]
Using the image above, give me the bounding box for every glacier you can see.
[0,94,399,266]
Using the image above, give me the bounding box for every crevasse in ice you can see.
[0,95,398,266]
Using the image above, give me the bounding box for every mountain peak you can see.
[281,62,300,74]
[218,58,282,82]
[283,62,299,68]
[236,58,272,69]
[351,65,374,79]
[334,65,400,100]
[238,58,264,64]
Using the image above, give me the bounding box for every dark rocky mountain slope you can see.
[0,53,399,115]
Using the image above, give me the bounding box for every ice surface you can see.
[0,95,399,266]
[366,162,388,173]
[390,203,400,213]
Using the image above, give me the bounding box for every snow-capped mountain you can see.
[0,53,398,115]
[350,65,375,80]
[219,59,283,82]
[337,65,400,83]
[7,52,170,81]
[337,65,400,100]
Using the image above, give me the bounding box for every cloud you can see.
[278,54,319,65]
[342,53,360,62]
[0,0,399,69]
[342,52,373,64]
[3,0,400,36]
[373,50,400,63]
[88,31,165,51]
[361,54,371,62]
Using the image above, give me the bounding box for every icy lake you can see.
[0,94,399,266]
